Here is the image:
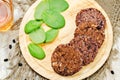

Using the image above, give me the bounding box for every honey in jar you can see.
[0,0,13,31]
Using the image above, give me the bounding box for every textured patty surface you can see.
[51,44,83,76]
[51,8,106,76]
[76,8,106,28]
[74,21,105,48]
[69,36,99,65]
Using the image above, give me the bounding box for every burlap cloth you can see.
[0,0,120,80]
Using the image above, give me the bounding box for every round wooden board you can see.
[19,0,113,80]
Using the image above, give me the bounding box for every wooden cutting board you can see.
[19,0,113,80]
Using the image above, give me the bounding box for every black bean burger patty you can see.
[51,44,83,76]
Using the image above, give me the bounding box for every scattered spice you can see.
[9,44,12,49]
[111,70,114,74]
[12,39,16,43]
[4,58,8,62]
[18,63,23,67]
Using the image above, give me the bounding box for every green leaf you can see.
[49,0,69,12]
[34,0,49,20]
[45,29,59,43]
[28,43,45,60]
[29,28,46,44]
[24,20,43,34]
[42,10,65,29]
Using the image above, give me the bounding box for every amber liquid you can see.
[0,0,13,31]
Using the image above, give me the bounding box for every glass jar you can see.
[0,0,13,31]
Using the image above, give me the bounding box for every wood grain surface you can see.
[19,0,113,80]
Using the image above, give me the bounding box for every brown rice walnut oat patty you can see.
[74,22,105,48]
[51,8,106,76]
[51,44,83,76]
[76,8,106,28]
[69,36,99,65]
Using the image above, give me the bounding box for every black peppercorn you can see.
[9,45,12,49]
[111,70,114,74]
[18,63,23,67]
[4,58,8,62]
[13,39,16,43]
